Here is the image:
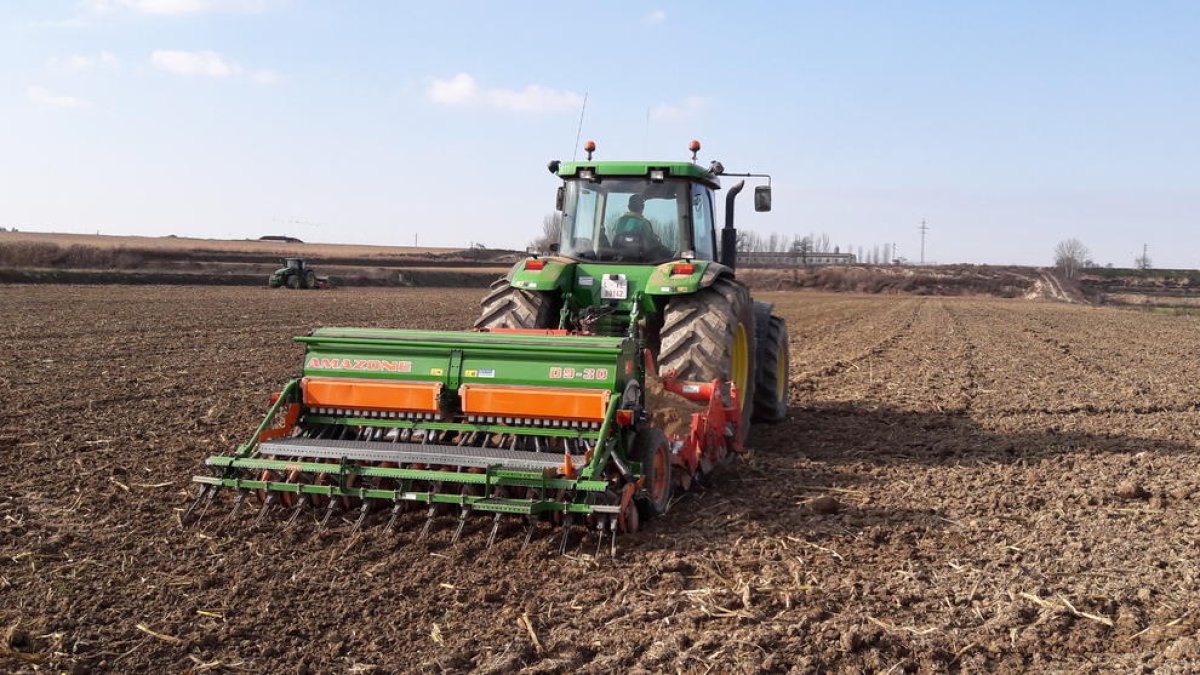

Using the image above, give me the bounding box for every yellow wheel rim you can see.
[733,323,749,411]
[776,342,787,401]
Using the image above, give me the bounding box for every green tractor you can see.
[184,141,790,551]
[475,141,790,435]
[269,257,329,289]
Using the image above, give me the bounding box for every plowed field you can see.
[3,287,1199,673]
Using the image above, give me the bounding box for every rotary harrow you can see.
[184,320,744,555]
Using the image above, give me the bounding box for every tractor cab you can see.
[284,257,306,272]
[556,168,720,265]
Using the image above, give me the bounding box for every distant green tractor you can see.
[476,141,790,437]
[269,258,329,289]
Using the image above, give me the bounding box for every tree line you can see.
[1054,238,1153,279]
[738,230,903,264]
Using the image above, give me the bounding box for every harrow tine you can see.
[485,513,503,549]
[558,514,574,555]
[284,496,309,528]
[316,497,339,532]
[522,517,538,549]
[195,488,216,523]
[384,500,404,533]
[225,489,249,523]
[253,492,278,528]
[594,518,605,559]
[351,500,371,533]
[417,504,437,541]
[609,516,618,558]
[181,485,212,526]
[450,507,470,546]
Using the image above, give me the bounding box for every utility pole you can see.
[919,219,929,264]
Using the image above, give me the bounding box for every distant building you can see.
[739,251,857,268]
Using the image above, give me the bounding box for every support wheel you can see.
[474,277,560,329]
[752,304,790,423]
[634,428,672,519]
[657,277,757,441]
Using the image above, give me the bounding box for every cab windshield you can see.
[559,178,690,263]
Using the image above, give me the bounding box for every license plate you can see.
[600,274,627,300]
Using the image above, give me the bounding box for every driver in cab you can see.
[611,194,670,260]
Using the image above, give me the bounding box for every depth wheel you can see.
[634,428,672,519]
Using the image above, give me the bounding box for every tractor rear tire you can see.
[304,271,318,289]
[286,274,301,289]
[752,303,790,423]
[657,277,757,442]
[474,277,559,330]
[634,427,672,519]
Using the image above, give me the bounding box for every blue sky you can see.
[2,1,1198,267]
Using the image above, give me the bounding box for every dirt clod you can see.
[807,495,843,514]
[1115,481,1149,500]
[645,375,706,437]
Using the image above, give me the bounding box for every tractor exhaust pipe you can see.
[721,180,745,270]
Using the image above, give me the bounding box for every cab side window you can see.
[691,185,716,260]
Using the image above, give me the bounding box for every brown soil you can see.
[644,375,707,438]
[3,287,1200,672]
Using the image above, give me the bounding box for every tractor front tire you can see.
[286,274,301,289]
[657,277,757,442]
[634,427,672,519]
[474,277,559,330]
[752,304,790,423]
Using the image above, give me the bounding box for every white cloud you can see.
[88,0,274,15]
[427,74,583,114]
[428,73,477,105]
[152,49,234,77]
[28,86,91,109]
[151,49,279,83]
[650,96,708,122]
[48,51,119,73]
[642,9,667,25]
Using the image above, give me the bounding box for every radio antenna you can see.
[571,92,588,161]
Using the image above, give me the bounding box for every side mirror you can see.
[555,186,565,212]
[754,185,772,212]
